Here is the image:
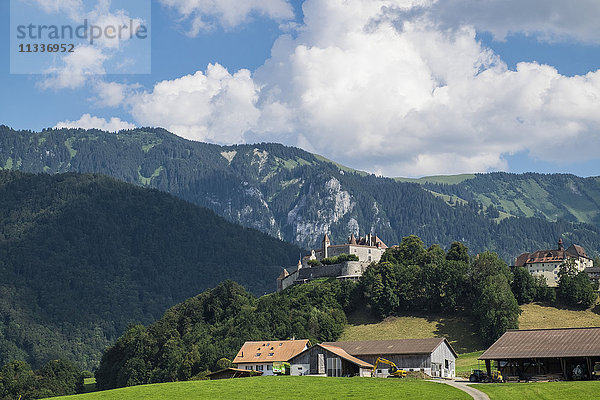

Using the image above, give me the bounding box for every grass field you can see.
[455,351,485,376]
[51,377,470,400]
[475,381,600,400]
[519,303,600,329]
[342,308,484,354]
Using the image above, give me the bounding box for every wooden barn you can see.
[479,327,600,381]
[323,338,457,378]
[288,343,373,377]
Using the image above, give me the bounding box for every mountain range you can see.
[1,125,599,262]
[0,171,299,370]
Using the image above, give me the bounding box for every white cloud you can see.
[94,81,140,107]
[158,0,294,34]
[426,0,600,44]
[35,0,148,89]
[55,114,136,132]
[96,0,600,176]
[128,64,261,144]
[39,45,108,90]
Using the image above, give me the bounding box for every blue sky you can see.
[1,0,600,178]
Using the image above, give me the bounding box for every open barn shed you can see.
[480,327,600,380]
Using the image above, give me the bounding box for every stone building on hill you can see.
[277,233,388,292]
[514,239,594,287]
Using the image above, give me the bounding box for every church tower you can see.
[322,233,331,258]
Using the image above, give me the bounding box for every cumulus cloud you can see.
[159,0,295,34]
[55,114,136,132]
[39,45,108,90]
[129,64,261,143]
[426,0,600,44]
[36,0,147,89]
[94,81,140,107]
[95,0,600,176]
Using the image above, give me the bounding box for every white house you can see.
[232,340,310,376]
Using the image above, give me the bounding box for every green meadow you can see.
[51,376,469,400]
[475,381,600,400]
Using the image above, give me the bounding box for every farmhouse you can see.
[479,327,600,380]
[319,338,457,378]
[233,339,310,376]
[277,233,388,291]
[288,343,374,377]
[514,239,594,287]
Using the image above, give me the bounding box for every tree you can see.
[36,359,84,397]
[0,360,37,400]
[446,242,470,264]
[381,235,426,266]
[473,274,521,344]
[511,267,536,305]
[469,252,512,298]
[594,256,600,267]
[557,261,597,309]
[215,358,232,370]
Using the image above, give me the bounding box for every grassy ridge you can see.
[475,381,600,400]
[52,377,470,400]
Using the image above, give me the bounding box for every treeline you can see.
[95,279,356,389]
[0,359,86,400]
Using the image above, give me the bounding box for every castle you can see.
[277,233,388,292]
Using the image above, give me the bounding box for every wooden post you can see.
[485,359,491,376]
[587,357,592,380]
[561,358,567,380]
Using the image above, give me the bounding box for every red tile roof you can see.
[233,340,310,364]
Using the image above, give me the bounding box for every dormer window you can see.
[268,353,274,356]
[256,353,261,357]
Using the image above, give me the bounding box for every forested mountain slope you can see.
[0,126,599,260]
[0,171,300,370]
[420,172,600,227]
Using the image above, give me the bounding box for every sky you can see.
[1,0,600,178]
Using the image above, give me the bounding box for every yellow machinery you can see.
[372,357,407,378]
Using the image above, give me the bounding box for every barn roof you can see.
[480,327,600,360]
[323,338,457,358]
[233,340,310,364]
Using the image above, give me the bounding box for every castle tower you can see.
[558,238,564,251]
[349,233,357,245]
[323,233,330,258]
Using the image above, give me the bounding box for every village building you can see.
[232,340,310,376]
[288,343,374,377]
[277,233,388,291]
[479,327,600,381]
[321,339,457,378]
[514,239,594,287]
[286,338,457,378]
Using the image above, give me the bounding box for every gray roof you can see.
[480,327,600,360]
[323,338,457,358]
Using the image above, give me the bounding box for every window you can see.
[267,365,272,371]
[298,367,303,370]
[257,365,264,371]
[268,353,274,356]
[279,343,283,346]
[256,353,261,357]
[445,360,449,369]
